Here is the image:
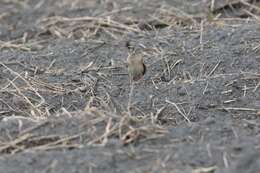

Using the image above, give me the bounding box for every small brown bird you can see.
[127,52,146,82]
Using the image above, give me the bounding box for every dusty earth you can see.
[0,0,260,173]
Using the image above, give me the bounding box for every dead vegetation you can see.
[0,0,260,173]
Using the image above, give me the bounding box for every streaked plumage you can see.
[127,53,146,81]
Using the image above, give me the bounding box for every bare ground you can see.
[0,0,260,173]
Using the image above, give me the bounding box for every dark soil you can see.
[0,0,260,173]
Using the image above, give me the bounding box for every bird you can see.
[127,51,146,82]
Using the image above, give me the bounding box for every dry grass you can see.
[0,2,259,173]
